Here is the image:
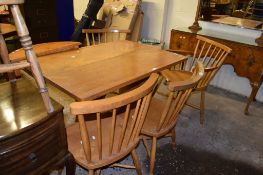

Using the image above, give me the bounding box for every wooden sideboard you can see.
[169,28,263,114]
[0,77,75,175]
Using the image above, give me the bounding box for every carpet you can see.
[153,144,263,175]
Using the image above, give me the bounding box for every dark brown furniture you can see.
[0,77,75,175]
[169,28,263,114]
[22,0,74,43]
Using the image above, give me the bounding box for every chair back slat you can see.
[109,109,117,155]
[157,62,205,132]
[70,73,158,162]
[133,93,153,138]
[82,28,131,46]
[117,104,131,152]
[124,99,142,147]
[189,35,232,90]
[96,113,102,160]
[202,43,212,63]
[156,92,173,130]
[78,114,92,162]
[197,41,206,62]
[165,90,192,129]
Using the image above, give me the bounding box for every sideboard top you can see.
[0,76,63,141]
[173,27,261,47]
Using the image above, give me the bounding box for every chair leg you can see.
[171,128,176,150]
[95,169,101,175]
[88,169,94,175]
[200,90,205,125]
[149,137,157,175]
[131,149,142,175]
[142,137,151,160]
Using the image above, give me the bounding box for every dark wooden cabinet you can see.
[0,77,75,175]
[23,0,74,43]
[170,28,263,114]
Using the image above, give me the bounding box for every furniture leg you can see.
[131,149,142,175]
[171,128,176,150]
[0,34,16,81]
[149,137,157,175]
[142,137,151,160]
[88,169,94,175]
[200,90,205,125]
[95,169,101,175]
[244,77,263,115]
[65,153,76,175]
[10,4,54,113]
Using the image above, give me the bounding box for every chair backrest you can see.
[156,62,204,132]
[70,73,159,163]
[82,28,131,46]
[185,35,232,90]
[0,0,54,113]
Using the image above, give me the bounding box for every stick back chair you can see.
[82,28,131,46]
[141,62,204,175]
[162,35,232,124]
[0,0,53,113]
[66,73,159,175]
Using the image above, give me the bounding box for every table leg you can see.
[244,75,263,115]
[65,153,76,175]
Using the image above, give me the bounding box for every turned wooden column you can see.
[9,4,54,113]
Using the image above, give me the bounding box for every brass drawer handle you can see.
[28,153,37,163]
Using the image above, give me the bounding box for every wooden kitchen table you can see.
[36,40,186,101]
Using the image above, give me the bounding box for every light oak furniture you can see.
[164,35,231,124]
[141,62,204,175]
[0,0,53,113]
[170,28,262,115]
[15,40,185,101]
[9,41,81,62]
[66,73,159,175]
[82,28,131,46]
[0,76,75,175]
[0,23,16,37]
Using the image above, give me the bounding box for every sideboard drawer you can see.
[170,31,196,51]
[0,111,67,175]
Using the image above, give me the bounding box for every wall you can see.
[73,0,88,20]
[140,0,263,102]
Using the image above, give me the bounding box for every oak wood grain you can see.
[9,41,81,62]
[38,40,186,101]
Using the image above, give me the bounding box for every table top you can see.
[0,23,16,37]
[38,40,186,101]
[212,17,263,30]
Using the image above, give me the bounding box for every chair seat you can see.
[67,113,139,170]
[141,98,175,137]
[161,69,193,82]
